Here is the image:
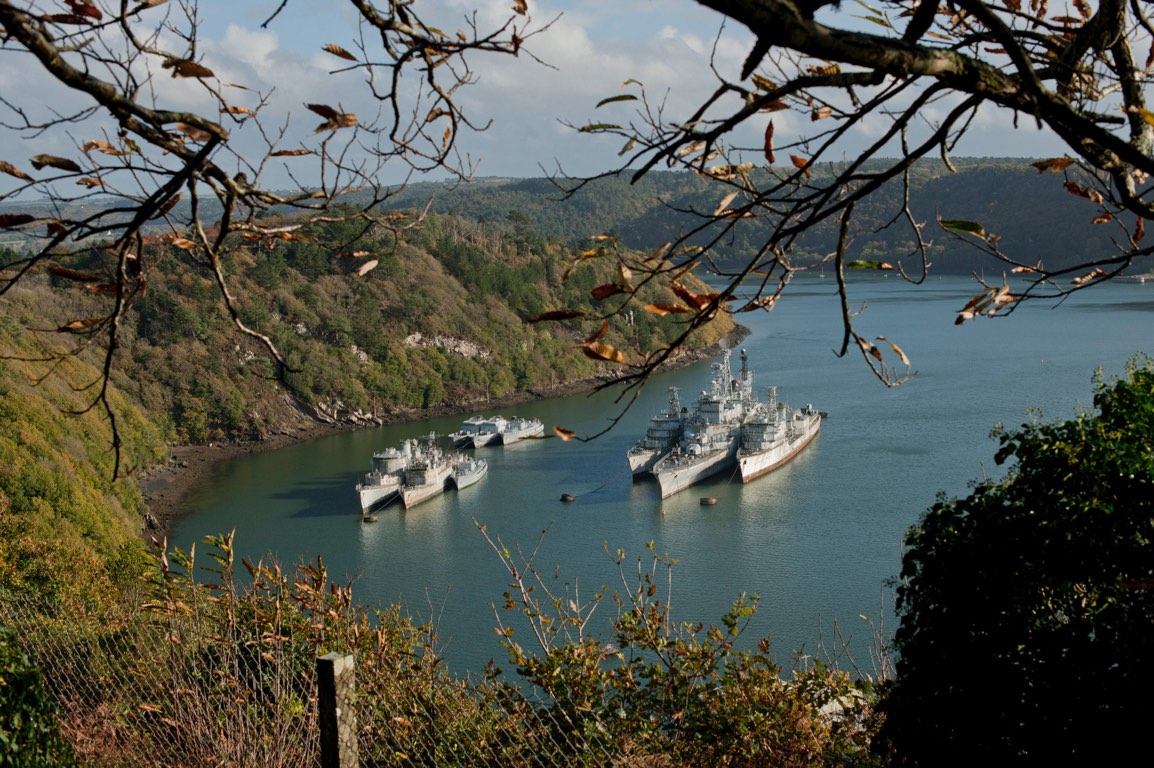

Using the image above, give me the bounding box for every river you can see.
[173,274,1153,675]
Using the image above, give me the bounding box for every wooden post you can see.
[317,652,357,768]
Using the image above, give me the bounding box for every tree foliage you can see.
[880,357,1154,765]
[564,0,1154,384]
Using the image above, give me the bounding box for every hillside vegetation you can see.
[383,158,1120,276]
[0,211,733,595]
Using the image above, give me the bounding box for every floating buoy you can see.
[362,514,379,523]
[560,493,575,503]
[700,497,717,506]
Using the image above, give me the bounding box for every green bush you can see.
[881,358,1154,766]
[0,626,76,768]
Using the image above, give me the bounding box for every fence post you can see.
[317,652,357,768]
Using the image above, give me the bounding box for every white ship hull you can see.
[627,447,668,475]
[499,418,544,445]
[471,431,502,447]
[452,458,488,490]
[401,462,453,509]
[737,416,820,483]
[357,479,400,512]
[654,436,739,499]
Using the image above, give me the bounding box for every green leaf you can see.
[940,219,987,237]
[595,94,638,108]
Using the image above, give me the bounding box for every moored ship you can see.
[355,440,412,516]
[627,387,685,476]
[652,348,755,499]
[736,387,821,483]
[452,456,488,490]
[449,416,489,447]
[499,416,545,445]
[467,416,508,447]
[399,435,456,509]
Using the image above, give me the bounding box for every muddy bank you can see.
[139,329,748,539]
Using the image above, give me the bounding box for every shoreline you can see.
[139,330,748,539]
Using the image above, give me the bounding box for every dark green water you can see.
[173,275,1153,673]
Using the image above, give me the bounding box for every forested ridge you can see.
[383,159,1130,276]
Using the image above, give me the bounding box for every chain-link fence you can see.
[2,591,633,768]
[2,533,884,768]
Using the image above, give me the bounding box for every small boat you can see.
[452,456,488,491]
[700,497,717,506]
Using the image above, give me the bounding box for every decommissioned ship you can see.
[737,386,821,483]
[644,348,821,499]
[627,387,685,476]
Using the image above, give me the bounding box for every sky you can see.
[0,0,1073,195]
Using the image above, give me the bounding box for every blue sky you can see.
[1,0,1072,195]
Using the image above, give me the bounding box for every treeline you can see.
[381,158,1123,276]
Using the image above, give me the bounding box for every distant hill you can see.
[378,158,1122,277]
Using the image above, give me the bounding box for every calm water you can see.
[174,275,1153,674]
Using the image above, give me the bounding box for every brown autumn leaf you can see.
[58,317,104,332]
[270,148,313,157]
[81,140,113,154]
[857,337,883,363]
[77,177,106,187]
[323,43,358,62]
[0,160,33,181]
[356,259,379,276]
[512,0,528,15]
[169,236,198,250]
[86,283,120,295]
[811,106,833,121]
[553,426,577,442]
[40,13,91,25]
[1063,180,1104,203]
[806,63,841,77]
[1072,267,1106,285]
[65,0,102,19]
[876,336,911,367]
[790,154,811,177]
[582,341,626,364]
[591,283,629,300]
[0,214,35,228]
[306,103,339,119]
[1091,212,1113,224]
[163,58,215,78]
[221,105,253,115]
[584,320,609,344]
[30,154,82,173]
[529,309,586,322]
[669,280,711,310]
[1031,157,1075,173]
[46,221,67,237]
[761,99,789,112]
[1133,216,1145,248]
[764,120,775,164]
[175,123,213,142]
[644,303,690,316]
[714,190,740,217]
